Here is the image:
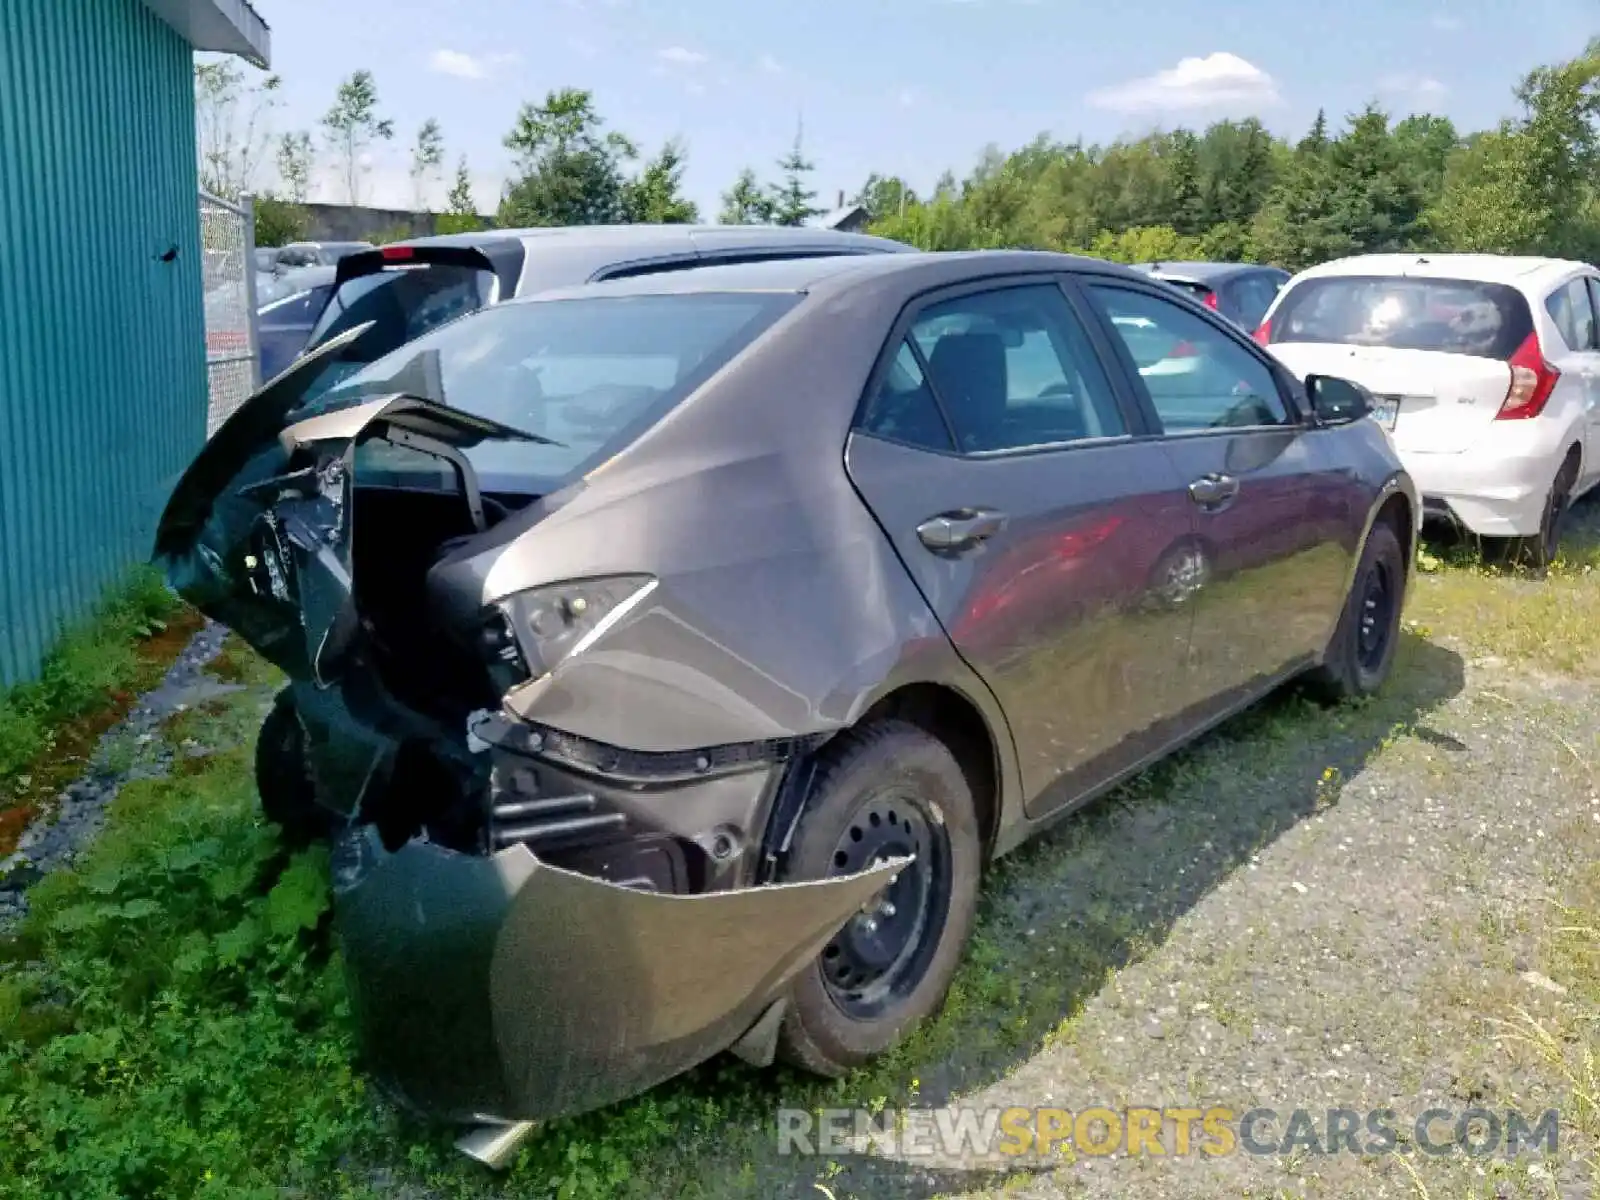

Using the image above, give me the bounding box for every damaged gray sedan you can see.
[154,251,1416,1153]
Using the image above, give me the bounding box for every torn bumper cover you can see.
[334,830,907,1123]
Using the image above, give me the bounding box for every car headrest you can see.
[926,332,1008,447]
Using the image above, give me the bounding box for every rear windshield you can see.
[1270,275,1533,359]
[314,292,799,492]
[304,262,497,373]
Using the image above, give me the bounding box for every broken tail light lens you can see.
[497,576,658,682]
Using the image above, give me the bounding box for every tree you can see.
[852,174,918,222]
[321,70,396,206]
[437,158,483,235]
[194,59,281,199]
[1249,107,1421,270]
[768,127,824,226]
[719,168,773,224]
[274,131,313,203]
[1161,130,1205,234]
[409,118,445,211]
[499,88,634,226]
[1088,224,1206,264]
[1428,43,1600,257]
[253,197,307,247]
[622,139,699,223]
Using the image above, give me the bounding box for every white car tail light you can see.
[1496,332,1560,420]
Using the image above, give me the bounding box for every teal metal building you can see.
[0,0,269,686]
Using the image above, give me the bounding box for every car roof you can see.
[504,248,1149,304]
[394,223,913,256]
[1291,252,1592,288]
[1132,261,1278,285]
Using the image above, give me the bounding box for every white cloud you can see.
[657,45,708,67]
[1379,73,1449,101]
[1431,13,1462,30]
[428,49,519,80]
[429,49,487,79]
[758,53,785,74]
[1087,51,1280,114]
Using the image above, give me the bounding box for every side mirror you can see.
[1304,374,1373,425]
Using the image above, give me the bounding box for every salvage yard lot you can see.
[3,511,1600,1199]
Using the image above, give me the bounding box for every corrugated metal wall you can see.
[0,0,206,687]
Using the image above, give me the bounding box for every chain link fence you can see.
[199,190,261,437]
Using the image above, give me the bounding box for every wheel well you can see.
[856,683,1000,857]
[1374,492,1414,569]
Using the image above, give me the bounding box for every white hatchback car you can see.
[1257,254,1600,564]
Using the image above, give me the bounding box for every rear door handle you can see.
[1188,474,1240,508]
[916,508,1007,552]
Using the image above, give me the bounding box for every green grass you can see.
[0,566,183,782]
[0,738,380,1200]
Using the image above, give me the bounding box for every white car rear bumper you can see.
[1400,419,1578,537]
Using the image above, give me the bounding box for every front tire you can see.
[1308,522,1405,703]
[775,720,981,1077]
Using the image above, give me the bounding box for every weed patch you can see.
[0,568,194,855]
[0,737,382,1199]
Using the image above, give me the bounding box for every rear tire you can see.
[775,720,981,1077]
[255,691,327,845]
[1307,522,1405,703]
[1509,452,1578,571]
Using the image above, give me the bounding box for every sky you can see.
[223,0,1599,219]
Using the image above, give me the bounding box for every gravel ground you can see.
[0,620,234,929]
[679,579,1600,1198]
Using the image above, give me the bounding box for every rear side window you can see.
[1545,278,1598,351]
[1231,274,1282,330]
[318,292,798,490]
[904,284,1126,453]
[1270,275,1534,359]
[858,341,956,451]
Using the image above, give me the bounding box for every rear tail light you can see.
[1202,290,1219,311]
[1496,332,1560,420]
[1252,319,1271,346]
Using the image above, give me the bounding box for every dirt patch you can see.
[0,609,206,858]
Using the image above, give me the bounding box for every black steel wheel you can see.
[775,720,981,1076]
[819,785,953,1020]
[1308,520,1406,702]
[1353,557,1396,675]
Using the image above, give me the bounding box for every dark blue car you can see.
[256,267,336,381]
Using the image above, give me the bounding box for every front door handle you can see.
[917,508,1007,552]
[1188,473,1240,508]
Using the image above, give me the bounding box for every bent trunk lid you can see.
[1269,342,1512,453]
[153,332,536,685]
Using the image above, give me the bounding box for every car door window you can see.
[1089,284,1288,433]
[903,284,1126,453]
[1547,278,1598,351]
[858,340,957,452]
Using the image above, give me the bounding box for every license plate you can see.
[1369,395,1400,430]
